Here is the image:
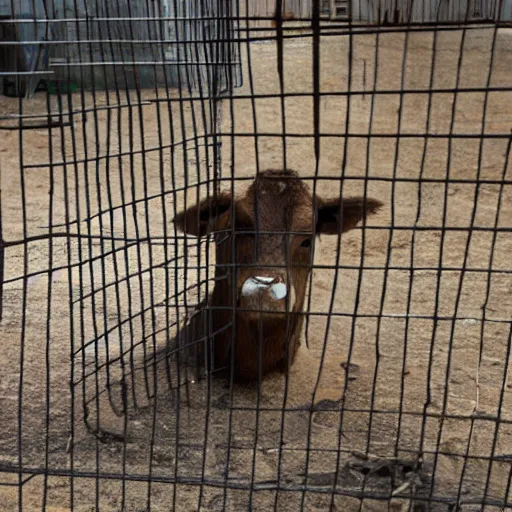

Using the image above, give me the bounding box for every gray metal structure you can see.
[0,0,50,97]
[1,0,241,97]
[241,0,512,23]
[351,0,512,23]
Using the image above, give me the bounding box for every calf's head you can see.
[174,170,382,321]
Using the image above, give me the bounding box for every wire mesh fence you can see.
[0,0,511,510]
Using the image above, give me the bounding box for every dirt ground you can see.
[0,24,512,512]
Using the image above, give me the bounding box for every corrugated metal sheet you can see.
[1,0,241,95]
[0,0,50,97]
[234,0,510,23]
[497,0,512,20]
[351,0,509,23]
[0,0,11,17]
[239,0,316,18]
[241,0,511,22]
[43,0,240,93]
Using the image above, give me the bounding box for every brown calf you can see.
[174,169,382,381]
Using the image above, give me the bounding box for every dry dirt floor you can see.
[0,24,512,512]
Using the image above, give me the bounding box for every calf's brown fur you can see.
[174,170,382,381]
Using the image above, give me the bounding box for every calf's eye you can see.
[300,238,312,248]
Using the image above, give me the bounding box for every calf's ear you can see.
[316,196,383,235]
[174,192,233,237]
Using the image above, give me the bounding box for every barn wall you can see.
[0,0,10,17]
[45,0,166,89]
[497,0,512,20]
[351,0,508,23]
[0,0,240,94]
[0,0,50,97]
[238,0,315,18]
[236,0,511,22]
[44,0,241,92]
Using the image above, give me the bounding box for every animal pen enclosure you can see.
[0,0,512,510]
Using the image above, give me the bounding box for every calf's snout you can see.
[241,276,288,301]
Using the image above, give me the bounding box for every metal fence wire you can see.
[0,0,511,510]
